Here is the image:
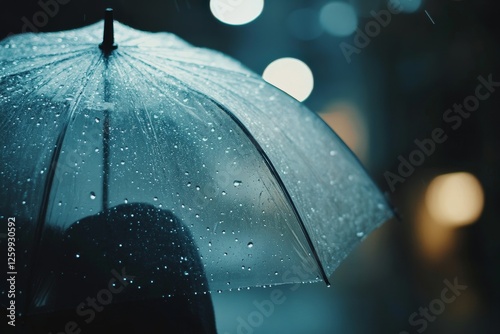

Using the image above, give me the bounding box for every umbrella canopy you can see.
[0,11,392,316]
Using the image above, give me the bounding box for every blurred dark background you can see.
[1,0,499,333]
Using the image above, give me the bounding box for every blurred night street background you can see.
[1,0,499,333]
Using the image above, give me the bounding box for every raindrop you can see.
[222,191,227,196]
[95,117,100,123]
[274,271,279,276]
[184,271,189,276]
[90,192,96,200]
[153,197,158,201]
[202,137,208,142]
[120,161,125,165]
[75,253,80,258]
[356,232,364,238]
[223,252,228,256]
[330,150,337,156]
[187,182,192,187]
[241,265,245,270]
[124,198,128,204]
[58,201,62,206]
[233,180,242,187]
[247,242,254,248]
[196,186,200,191]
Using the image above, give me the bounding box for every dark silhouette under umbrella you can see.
[13,203,217,333]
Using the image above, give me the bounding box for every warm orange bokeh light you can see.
[425,172,484,227]
[320,102,368,162]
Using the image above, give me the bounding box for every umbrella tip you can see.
[99,8,118,54]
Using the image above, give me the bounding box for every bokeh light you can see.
[210,0,264,25]
[319,2,358,37]
[262,58,314,102]
[425,172,485,227]
[390,0,422,13]
[320,102,368,162]
[287,8,323,41]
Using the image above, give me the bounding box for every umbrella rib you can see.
[25,56,103,311]
[209,99,330,286]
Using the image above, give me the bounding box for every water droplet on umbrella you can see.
[222,191,226,196]
[90,192,96,200]
[58,201,62,206]
[95,117,100,123]
[247,242,254,248]
[187,182,192,187]
[124,198,128,204]
[153,197,158,201]
[233,180,242,187]
[356,231,364,237]
[184,271,189,276]
[241,266,245,270]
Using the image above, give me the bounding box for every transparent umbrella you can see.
[0,10,392,316]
